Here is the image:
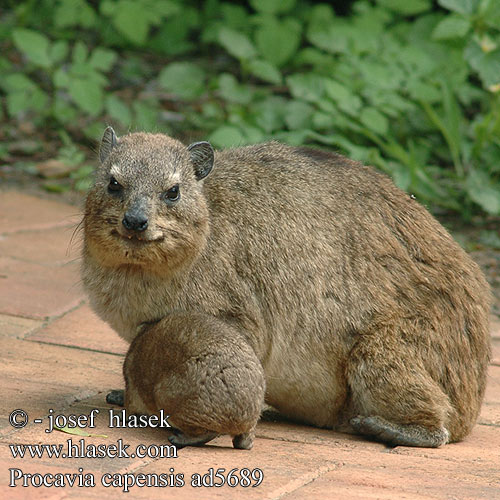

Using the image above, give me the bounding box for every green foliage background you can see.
[1,0,500,220]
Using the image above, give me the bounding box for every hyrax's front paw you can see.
[106,389,124,406]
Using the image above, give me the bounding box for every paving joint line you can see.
[23,338,125,358]
[266,462,340,500]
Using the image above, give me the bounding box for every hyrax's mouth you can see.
[111,229,164,244]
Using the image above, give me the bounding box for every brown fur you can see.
[82,129,491,448]
[124,313,265,449]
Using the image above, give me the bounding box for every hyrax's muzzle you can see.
[122,207,148,232]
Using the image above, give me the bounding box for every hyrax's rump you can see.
[82,127,491,448]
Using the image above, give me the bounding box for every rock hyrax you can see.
[82,127,491,448]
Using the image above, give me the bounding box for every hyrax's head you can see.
[83,127,214,273]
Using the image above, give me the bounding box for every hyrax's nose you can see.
[122,211,148,232]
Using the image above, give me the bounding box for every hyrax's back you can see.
[83,131,491,448]
[199,142,491,443]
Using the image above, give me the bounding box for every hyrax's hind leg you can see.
[346,330,452,448]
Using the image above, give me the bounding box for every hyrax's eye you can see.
[163,184,180,204]
[108,176,122,193]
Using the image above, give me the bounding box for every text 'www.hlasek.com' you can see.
[7,408,264,492]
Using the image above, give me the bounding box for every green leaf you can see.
[50,40,69,64]
[70,165,94,180]
[89,47,117,71]
[390,162,412,191]
[287,74,325,102]
[149,0,181,17]
[6,93,29,116]
[360,108,389,135]
[307,23,350,55]
[133,100,159,130]
[478,230,500,249]
[312,111,335,130]
[251,96,287,133]
[284,100,314,130]
[324,79,362,114]
[464,41,500,88]
[255,17,301,67]
[55,425,107,438]
[481,0,500,29]
[377,0,431,15]
[0,74,36,93]
[220,4,248,30]
[72,41,88,65]
[74,178,93,192]
[247,59,282,84]
[106,94,132,125]
[466,169,500,214]
[217,74,253,104]
[53,100,78,123]
[43,183,71,194]
[209,125,245,148]
[438,0,480,15]
[54,0,96,28]
[239,124,265,144]
[53,68,70,88]
[149,17,195,56]
[159,62,206,99]
[12,29,52,68]
[406,81,441,103]
[112,0,154,45]
[250,0,296,14]
[68,78,104,115]
[325,79,353,103]
[432,15,471,39]
[217,27,257,60]
[6,82,48,116]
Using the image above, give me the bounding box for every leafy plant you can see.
[0,0,499,219]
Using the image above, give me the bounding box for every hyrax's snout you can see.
[122,209,148,232]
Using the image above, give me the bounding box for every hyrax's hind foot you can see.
[347,330,455,448]
[350,416,449,448]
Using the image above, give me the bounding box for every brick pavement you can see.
[0,190,499,499]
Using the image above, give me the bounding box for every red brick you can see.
[0,314,42,339]
[491,316,500,340]
[491,338,500,367]
[0,226,82,266]
[129,438,339,499]
[389,423,500,466]
[0,456,98,499]
[0,338,123,433]
[27,305,127,356]
[0,192,80,234]
[255,419,379,450]
[479,402,500,426]
[0,257,84,319]
[484,365,500,404]
[282,447,499,500]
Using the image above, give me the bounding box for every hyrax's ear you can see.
[187,141,214,180]
[99,126,118,163]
